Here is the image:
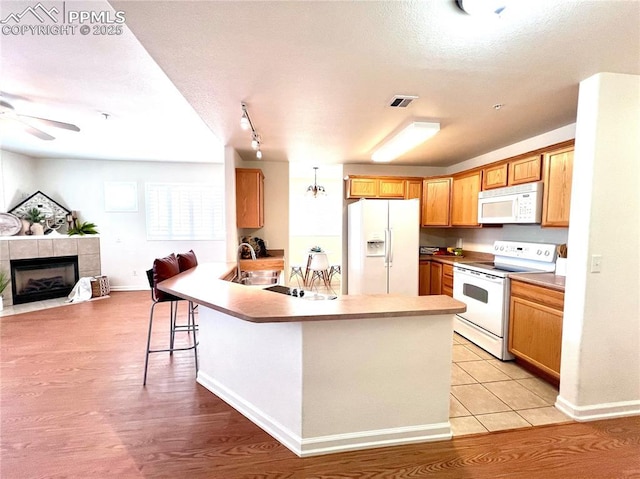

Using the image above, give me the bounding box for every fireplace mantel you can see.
[0,236,101,307]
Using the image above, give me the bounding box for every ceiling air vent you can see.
[388,95,418,108]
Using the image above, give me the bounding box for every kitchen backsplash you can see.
[420,224,569,254]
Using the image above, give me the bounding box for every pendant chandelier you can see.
[306,167,326,197]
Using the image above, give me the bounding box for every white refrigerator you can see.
[348,198,420,295]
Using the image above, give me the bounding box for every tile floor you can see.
[450,333,571,436]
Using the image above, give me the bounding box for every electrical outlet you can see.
[133,270,138,277]
[590,255,602,273]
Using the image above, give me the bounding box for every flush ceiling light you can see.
[456,0,506,16]
[306,166,326,198]
[371,121,440,162]
[240,102,262,159]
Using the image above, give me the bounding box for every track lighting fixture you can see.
[240,102,263,160]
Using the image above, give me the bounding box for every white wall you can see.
[557,73,640,420]
[224,146,241,262]
[1,152,227,289]
[0,151,38,211]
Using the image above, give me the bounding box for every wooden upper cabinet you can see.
[347,177,379,198]
[542,146,574,227]
[510,155,542,185]
[405,179,422,200]
[483,163,508,190]
[345,176,421,199]
[483,155,542,190]
[421,177,451,227]
[236,168,264,229]
[378,178,405,198]
[451,171,482,227]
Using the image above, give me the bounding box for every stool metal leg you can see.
[143,301,159,386]
[144,299,199,386]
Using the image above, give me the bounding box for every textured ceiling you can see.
[2,0,639,166]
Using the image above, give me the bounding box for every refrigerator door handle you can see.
[384,229,390,266]
[388,228,393,266]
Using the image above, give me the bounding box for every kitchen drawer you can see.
[442,263,454,297]
[510,279,564,310]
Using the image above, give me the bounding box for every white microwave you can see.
[477,181,544,224]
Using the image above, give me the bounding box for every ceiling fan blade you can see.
[21,122,55,141]
[18,114,80,132]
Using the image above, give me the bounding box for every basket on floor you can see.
[90,275,111,297]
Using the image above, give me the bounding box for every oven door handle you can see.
[454,268,503,283]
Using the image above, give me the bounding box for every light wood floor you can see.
[2,291,639,478]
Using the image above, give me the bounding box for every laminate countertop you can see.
[158,262,466,323]
[509,272,566,292]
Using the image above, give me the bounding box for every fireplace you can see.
[10,256,79,304]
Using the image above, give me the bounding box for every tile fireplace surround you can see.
[0,235,101,307]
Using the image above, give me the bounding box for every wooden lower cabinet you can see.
[419,260,453,296]
[441,263,453,297]
[508,279,564,383]
[430,262,442,295]
[419,260,431,296]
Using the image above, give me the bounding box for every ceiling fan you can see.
[0,99,80,141]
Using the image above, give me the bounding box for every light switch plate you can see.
[591,254,602,273]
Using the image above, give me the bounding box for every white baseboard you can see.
[198,371,451,457]
[556,395,640,422]
[109,286,147,292]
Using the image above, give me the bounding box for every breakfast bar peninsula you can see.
[159,263,466,457]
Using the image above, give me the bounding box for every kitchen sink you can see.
[233,270,281,286]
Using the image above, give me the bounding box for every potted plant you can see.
[67,220,99,236]
[23,207,44,235]
[0,269,10,311]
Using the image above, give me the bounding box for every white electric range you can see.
[452,240,557,360]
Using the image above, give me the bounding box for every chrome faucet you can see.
[237,242,256,280]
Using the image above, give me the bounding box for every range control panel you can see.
[493,240,557,263]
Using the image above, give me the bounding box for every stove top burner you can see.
[263,285,337,300]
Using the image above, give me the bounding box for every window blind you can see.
[145,183,224,241]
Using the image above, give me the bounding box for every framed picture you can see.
[8,190,71,221]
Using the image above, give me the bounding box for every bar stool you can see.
[328,264,341,283]
[289,264,304,287]
[177,250,199,322]
[143,253,198,386]
[308,252,331,289]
